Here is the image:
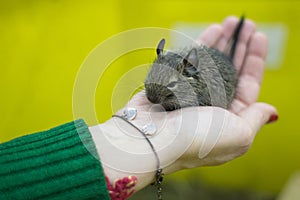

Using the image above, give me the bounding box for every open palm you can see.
[116,16,278,172]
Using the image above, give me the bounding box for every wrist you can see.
[89,118,158,192]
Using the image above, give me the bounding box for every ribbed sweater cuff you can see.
[0,119,110,200]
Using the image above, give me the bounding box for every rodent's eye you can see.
[167,81,177,89]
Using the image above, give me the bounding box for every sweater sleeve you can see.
[0,119,110,200]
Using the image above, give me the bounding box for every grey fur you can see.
[145,17,244,111]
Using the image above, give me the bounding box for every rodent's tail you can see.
[226,15,245,61]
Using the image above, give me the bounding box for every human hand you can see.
[90,16,278,191]
[165,16,279,170]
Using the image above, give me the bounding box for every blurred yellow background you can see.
[0,0,299,196]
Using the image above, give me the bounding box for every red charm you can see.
[105,175,138,200]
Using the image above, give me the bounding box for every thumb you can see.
[238,102,278,133]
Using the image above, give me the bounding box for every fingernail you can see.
[267,114,278,124]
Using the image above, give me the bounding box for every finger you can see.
[213,17,256,73]
[233,19,256,73]
[238,102,278,134]
[239,32,268,84]
[197,24,223,47]
[213,16,239,51]
[234,32,268,108]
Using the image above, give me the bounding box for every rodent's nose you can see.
[145,83,163,104]
[147,93,160,104]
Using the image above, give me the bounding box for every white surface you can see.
[171,22,288,69]
[277,171,300,200]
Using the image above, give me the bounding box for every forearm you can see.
[0,120,109,200]
[90,118,158,192]
[89,113,200,195]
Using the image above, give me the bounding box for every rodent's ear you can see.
[156,38,165,56]
[182,48,198,75]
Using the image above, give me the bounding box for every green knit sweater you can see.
[0,119,110,200]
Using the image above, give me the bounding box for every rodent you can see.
[144,16,244,111]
